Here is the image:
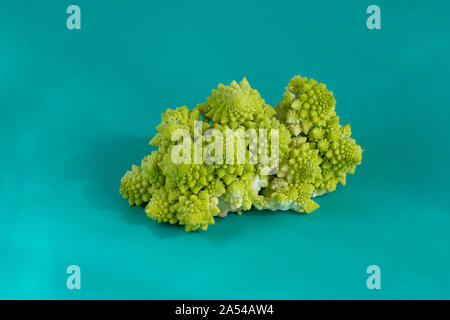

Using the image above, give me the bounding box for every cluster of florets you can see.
[120,76,363,231]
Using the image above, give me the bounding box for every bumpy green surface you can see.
[120,76,363,231]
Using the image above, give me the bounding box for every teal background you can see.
[1,0,449,299]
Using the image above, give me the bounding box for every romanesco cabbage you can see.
[120,76,363,231]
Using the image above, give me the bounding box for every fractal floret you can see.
[120,76,363,231]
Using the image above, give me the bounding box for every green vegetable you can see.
[120,76,363,231]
